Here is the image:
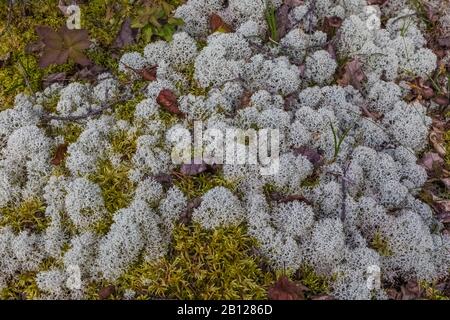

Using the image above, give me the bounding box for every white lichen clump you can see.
[0,0,447,300]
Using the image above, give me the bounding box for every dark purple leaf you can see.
[180,162,208,176]
[113,18,137,48]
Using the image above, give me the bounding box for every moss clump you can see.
[369,231,393,257]
[114,94,144,122]
[176,63,210,96]
[51,123,84,144]
[0,197,48,233]
[88,159,135,234]
[0,257,63,300]
[420,281,450,300]
[174,172,239,199]
[114,223,273,299]
[110,129,139,162]
[297,265,334,296]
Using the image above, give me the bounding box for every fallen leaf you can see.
[276,4,290,40]
[292,146,324,168]
[410,77,435,99]
[268,276,307,300]
[152,173,173,187]
[157,89,183,115]
[420,152,444,173]
[209,13,232,33]
[51,144,68,166]
[239,90,253,109]
[138,65,157,81]
[98,285,116,300]
[36,25,91,68]
[325,16,343,28]
[337,58,366,90]
[72,64,106,83]
[433,95,449,107]
[180,162,208,176]
[437,36,450,48]
[113,18,137,48]
[429,129,447,157]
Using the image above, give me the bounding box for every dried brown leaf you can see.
[268,276,306,300]
[337,59,366,90]
[51,144,68,166]
[113,18,137,48]
[209,13,232,33]
[276,4,290,40]
[157,89,183,115]
[98,285,116,300]
[180,162,208,176]
[292,146,324,168]
[35,25,91,68]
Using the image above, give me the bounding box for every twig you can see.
[42,95,131,121]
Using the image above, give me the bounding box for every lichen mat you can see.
[0,0,449,300]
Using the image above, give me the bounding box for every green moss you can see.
[0,257,63,300]
[110,129,139,162]
[114,223,273,299]
[88,159,135,234]
[369,231,393,257]
[297,265,335,296]
[114,94,144,122]
[174,172,239,199]
[420,281,450,300]
[176,63,209,96]
[0,197,48,233]
[49,123,84,144]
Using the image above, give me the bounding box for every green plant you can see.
[264,1,279,44]
[369,231,393,257]
[297,265,335,296]
[131,1,184,43]
[330,122,351,161]
[0,197,48,233]
[173,172,239,199]
[89,159,135,215]
[116,223,273,299]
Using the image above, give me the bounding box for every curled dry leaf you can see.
[139,65,158,81]
[51,143,68,166]
[429,129,447,158]
[292,146,324,168]
[113,18,137,48]
[437,36,450,48]
[337,58,366,90]
[268,276,307,300]
[157,89,183,115]
[180,162,208,176]
[209,13,232,33]
[325,16,343,28]
[420,152,444,173]
[276,4,290,40]
[410,77,435,99]
[98,285,116,300]
[433,95,449,107]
